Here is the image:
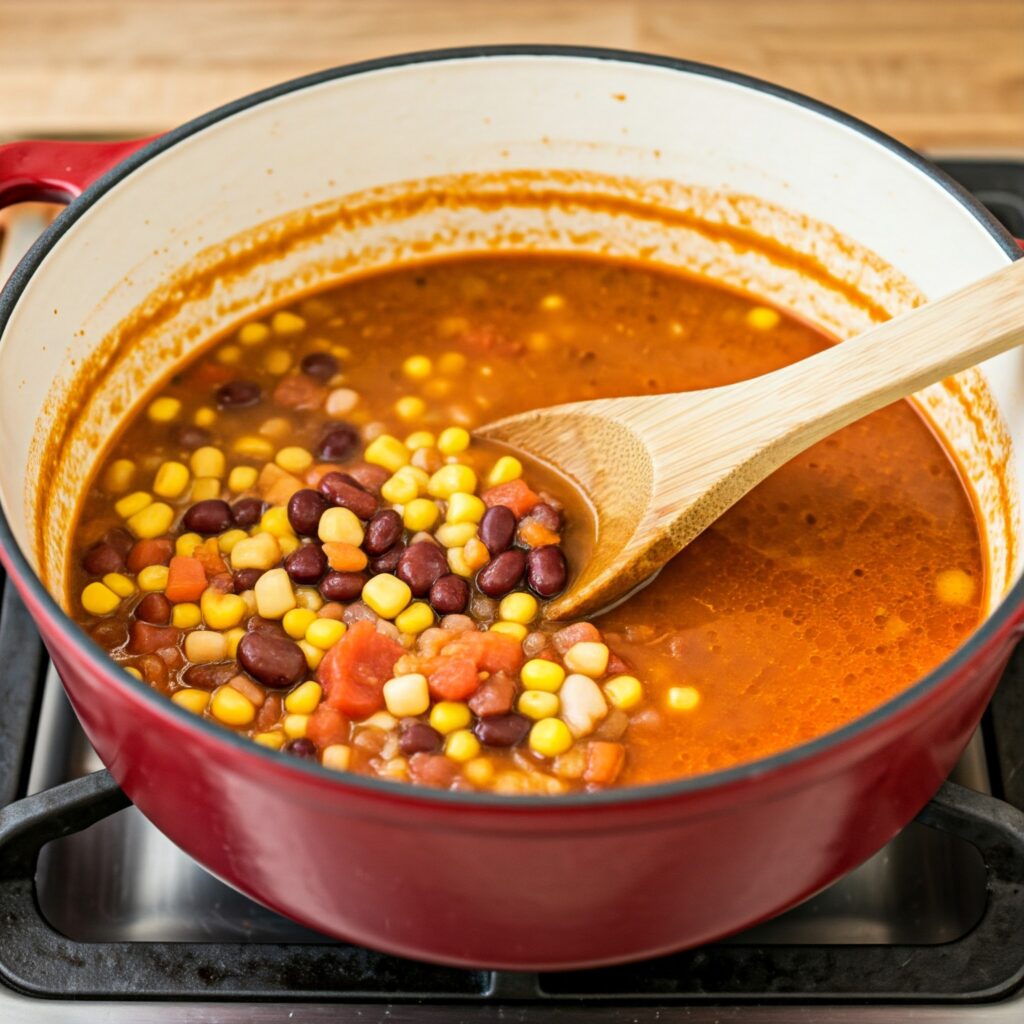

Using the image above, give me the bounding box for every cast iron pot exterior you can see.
[0,48,1021,968]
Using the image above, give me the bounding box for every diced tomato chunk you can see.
[194,537,229,577]
[306,704,349,749]
[482,480,541,519]
[553,622,602,654]
[584,742,625,785]
[165,555,208,603]
[427,658,480,701]
[440,629,524,675]
[126,538,173,574]
[317,620,404,719]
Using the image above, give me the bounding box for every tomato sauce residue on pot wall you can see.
[66,254,985,791]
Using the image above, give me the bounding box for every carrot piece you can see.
[518,519,560,548]
[164,555,208,603]
[194,537,229,577]
[482,479,540,519]
[258,462,304,505]
[584,742,625,785]
[322,542,369,572]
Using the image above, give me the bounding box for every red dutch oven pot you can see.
[0,48,1021,969]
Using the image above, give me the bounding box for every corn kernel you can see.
[272,311,306,335]
[234,435,275,460]
[445,492,485,524]
[283,713,309,739]
[437,350,467,375]
[499,592,538,624]
[194,406,216,428]
[259,417,292,442]
[172,602,202,628]
[361,711,398,731]
[382,471,419,505]
[395,395,426,420]
[518,690,560,720]
[428,464,476,499]
[383,673,430,717]
[254,731,284,749]
[191,477,222,502]
[936,569,977,606]
[190,446,225,479]
[395,602,434,635]
[114,491,151,519]
[487,455,523,486]
[305,617,347,649]
[283,607,318,639]
[172,688,210,714]
[124,666,143,681]
[102,573,136,598]
[437,426,470,455]
[604,675,643,710]
[185,630,228,663]
[322,744,352,771]
[746,306,781,330]
[402,355,432,380]
[429,701,472,735]
[404,430,436,451]
[228,465,258,493]
[445,729,481,763]
[298,639,325,670]
[103,458,136,493]
[175,532,203,557]
[490,621,528,641]
[317,506,364,546]
[362,574,412,619]
[422,378,453,400]
[238,321,270,345]
[254,568,296,619]
[529,718,573,757]
[147,396,182,423]
[295,587,323,612]
[275,446,313,475]
[463,757,494,786]
[211,685,256,726]
[564,642,610,678]
[224,627,246,658]
[230,531,281,570]
[212,530,244,556]
[285,680,323,715]
[260,506,297,538]
[364,434,410,472]
[217,344,242,365]
[540,293,565,311]
[667,686,701,711]
[435,521,477,548]
[521,659,566,693]
[137,565,169,592]
[81,581,121,616]
[403,498,440,532]
[200,588,247,630]
[446,546,474,578]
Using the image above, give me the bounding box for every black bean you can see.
[319,472,378,519]
[237,632,307,689]
[368,543,404,575]
[284,737,318,759]
[526,503,562,532]
[81,540,126,576]
[364,509,403,555]
[317,424,360,461]
[300,352,339,381]
[526,545,568,597]
[182,662,238,691]
[233,568,264,591]
[215,379,261,409]
[399,720,442,756]
[135,592,171,625]
[476,549,526,597]
[231,496,265,528]
[473,713,530,748]
[284,544,328,585]
[397,542,449,596]
[319,570,367,601]
[478,505,516,555]
[177,425,212,450]
[287,488,329,537]
[429,574,470,614]
[182,499,233,534]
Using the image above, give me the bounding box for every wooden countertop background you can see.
[0,0,1021,154]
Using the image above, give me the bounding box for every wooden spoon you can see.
[477,258,1024,620]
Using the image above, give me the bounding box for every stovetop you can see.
[1,159,1023,1022]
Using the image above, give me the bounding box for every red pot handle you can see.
[0,136,157,209]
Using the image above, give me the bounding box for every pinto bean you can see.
[346,462,389,496]
[468,670,516,717]
[476,549,526,597]
[273,373,327,410]
[237,632,307,689]
[126,538,173,574]
[128,620,182,654]
[553,622,602,654]
[182,661,239,691]
[408,751,460,788]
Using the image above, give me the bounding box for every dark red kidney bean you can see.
[319,570,367,601]
[177,424,212,450]
[397,542,449,595]
[319,472,378,519]
[237,632,307,689]
[90,619,127,649]
[476,549,526,597]
[284,737,318,759]
[231,496,265,528]
[215,379,261,409]
[346,462,389,495]
[233,568,264,591]
[287,488,329,536]
[526,503,562,532]
[128,620,181,654]
[182,661,238,691]
[246,615,288,637]
[183,499,234,534]
[473,713,530,748]
[135,592,171,625]
[300,352,339,381]
[478,505,516,556]
[526,545,568,597]
[398,720,442,756]
[81,540,126,576]
[364,509,403,555]
[103,527,135,556]
[317,424,360,461]
[429,574,470,614]
[284,544,328,585]
[368,543,404,575]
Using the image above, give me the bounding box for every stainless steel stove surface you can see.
[1,160,1023,1023]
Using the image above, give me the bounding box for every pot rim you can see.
[0,44,1020,811]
